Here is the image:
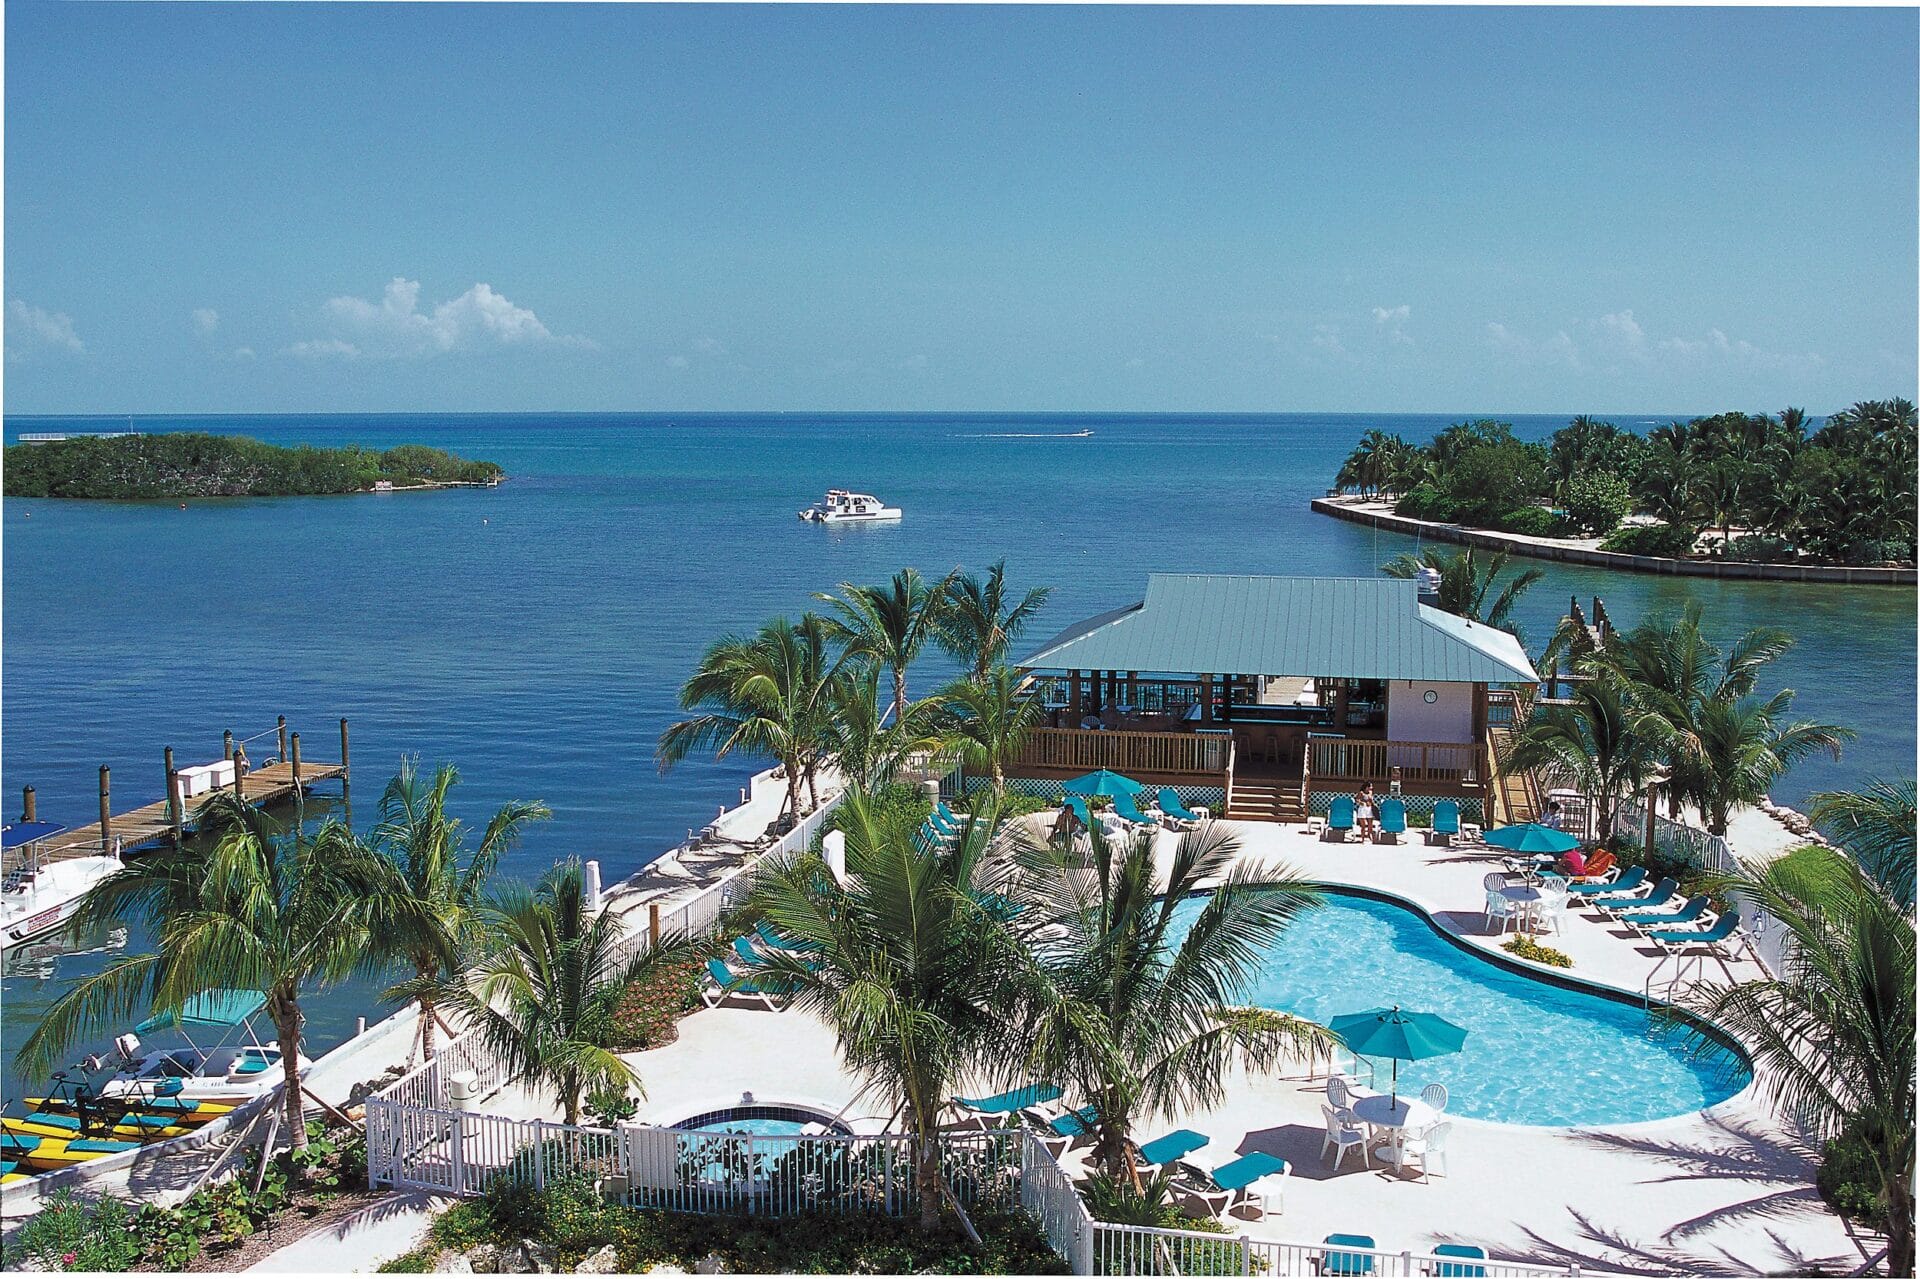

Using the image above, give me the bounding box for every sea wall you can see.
[1311,497,1918,586]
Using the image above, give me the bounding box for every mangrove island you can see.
[3,432,504,499]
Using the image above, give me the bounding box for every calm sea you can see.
[3,413,1913,1097]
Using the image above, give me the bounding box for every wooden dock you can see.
[6,718,352,874]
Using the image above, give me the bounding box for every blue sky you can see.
[5,3,1915,415]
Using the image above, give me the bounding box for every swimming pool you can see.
[1166,889,1750,1126]
[670,1103,851,1137]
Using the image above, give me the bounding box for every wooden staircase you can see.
[1224,776,1307,823]
[1487,712,1542,826]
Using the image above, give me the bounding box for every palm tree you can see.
[821,664,950,793]
[659,614,839,822]
[936,561,1052,682]
[819,568,955,722]
[16,794,425,1153]
[936,667,1047,800]
[1381,547,1544,643]
[1687,692,1852,836]
[449,859,706,1126]
[1681,848,1914,1275]
[1810,779,1916,910]
[1505,673,1654,844]
[746,788,1031,1230]
[371,759,550,1062]
[1006,820,1332,1184]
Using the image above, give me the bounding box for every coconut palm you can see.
[659,614,839,822]
[936,666,1047,800]
[819,568,956,722]
[1686,693,1852,836]
[821,664,950,793]
[1505,672,1655,844]
[370,759,550,1062]
[1381,547,1544,644]
[1006,820,1332,1184]
[448,859,707,1126]
[744,788,1032,1230]
[1810,779,1916,910]
[16,794,427,1154]
[936,561,1052,682]
[1681,847,1915,1275]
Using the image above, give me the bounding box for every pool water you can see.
[695,1117,812,1137]
[671,1104,850,1137]
[1166,890,1751,1126]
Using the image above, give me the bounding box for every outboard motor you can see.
[113,1032,142,1067]
[1415,566,1443,607]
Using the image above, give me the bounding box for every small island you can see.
[3,432,504,499]
[1317,401,1917,582]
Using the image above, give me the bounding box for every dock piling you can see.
[22,786,35,823]
[99,765,112,848]
[649,902,662,948]
[277,716,288,763]
[290,733,303,787]
[164,744,178,820]
[224,730,235,763]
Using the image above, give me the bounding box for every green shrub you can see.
[377,1244,440,1272]
[1600,522,1698,558]
[6,1189,144,1272]
[1502,935,1573,968]
[955,791,1053,820]
[1721,534,1799,563]
[1493,507,1565,537]
[608,957,703,1050]
[585,1086,641,1127]
[1816,1122,1892,1232]
[430,1200,497,1250]
[1437,440,1549,526]
[1561,471,1634,536]
[2,433,502,499]
[818,782,929,843]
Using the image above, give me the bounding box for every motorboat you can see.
[2,822,122,950]
[797,490,902,523]
[80,989,308,1106]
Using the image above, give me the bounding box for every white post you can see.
[532,1119,547,1190]
[451,1111,467,1194]
[584,860,603,912]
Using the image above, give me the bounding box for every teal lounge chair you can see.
[1112,790,1157,827]
[1623,895,1710,935]
[937,801,961,826]
[1598,875,1676,919]
[1432,1244,1488,1277]
[1158,788,1206,827]
[1377,798,1407,843]
[1173,1151,1289,1220]
[702,958,782,1010]
[1319,1234,1378,1277]
[1648,911,1743,958]
[755,920,820,953]
[1569,865,1644,898]
[1325,797,1356,842]
[949,1083,1062,1128]
[1425,800,1460,846]
[1136,1128,1209,1170]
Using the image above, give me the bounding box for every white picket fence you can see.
[1616,799,1795,979]
[1021,1126,1097,1272]
[1090,1221,1589,1277]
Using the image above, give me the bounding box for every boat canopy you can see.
[136,990,267,1034]
[2,821,69,849]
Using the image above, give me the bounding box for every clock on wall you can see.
[1423,689,1438,704]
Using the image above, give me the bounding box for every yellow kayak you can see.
[3,1111,193,1142]
[0,1130,139,1171]
[1,1160,32,1186]
[27,1094,234,1124]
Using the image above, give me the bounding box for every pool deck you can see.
[586,817,1871,1276]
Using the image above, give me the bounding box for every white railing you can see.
[1616,799,1794,979]
[371,1018,511,1112]
[1092,1221,1589,1277]
[1022,1130,1096,1273]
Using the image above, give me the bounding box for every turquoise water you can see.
[693,1117,813,1137]
[1,412,1910,1101]
[1167,890,1751,1126]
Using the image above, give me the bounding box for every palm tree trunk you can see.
[914,1128,942,1230]
[271,994,310,1157]
[418,970,438,1062]
[1887,1171,1913,1279]
[893,667,909,726]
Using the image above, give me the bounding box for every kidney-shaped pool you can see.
[1166,888,1750,1126]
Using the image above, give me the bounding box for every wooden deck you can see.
[8,759,347,872]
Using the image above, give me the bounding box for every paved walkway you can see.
[247,1190,445,1273]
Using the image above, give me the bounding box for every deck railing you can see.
[1014,727,1230,778]
[1308,737,1483,789]
[1091,1222,1588,1277]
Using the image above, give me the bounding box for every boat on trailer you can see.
[2,821,123,950]
[798,490,903,523]
[82,989,309,1106]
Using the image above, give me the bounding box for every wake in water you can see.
[961,429,1096,439]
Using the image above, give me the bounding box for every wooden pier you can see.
[6,717,351,873]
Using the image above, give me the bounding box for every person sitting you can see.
[1355,783,1379,841]
[1559,845,1588,878]
[1542,800,1565,830]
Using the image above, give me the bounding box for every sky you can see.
[4,3,1916,416]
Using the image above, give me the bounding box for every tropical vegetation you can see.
[4,432,503,499]
[1381,546,1543,642]
[1333,403,1918,565]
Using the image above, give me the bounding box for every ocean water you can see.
[3,413,1913,1100]
[1166,890,1750,1126]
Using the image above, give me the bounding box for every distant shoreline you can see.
[1312,495,1918,586]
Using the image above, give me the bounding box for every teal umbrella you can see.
[1062,769,1142,797]
[1327,1005,1468,1104]
[1483,823,1581,855]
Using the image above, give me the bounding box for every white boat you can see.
[798,490,903,523]
[2,823,122,949]
[85,990,310,1106]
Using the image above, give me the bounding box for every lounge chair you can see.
[1647,910,1745,959]
[1135,1128,1209,1173]
[1376,798,1407,844]
[1112,790,1158,829]
[1171,1151,1288,1220]
[1568,865,1644,899]
[1325,797,1356,843]
[702,958,783,1010]
[1575,849,1616,882]
[1596,875,1677,920]
[1027,1103,1099,1156]
[1159,788,1208,828]
[948,1083,1062,1129]
[1431,1244,1488,1277]
[1425,800,1460,847]
[1621,895,1710,936]
[755,919,821,953]
[1318,1234,1378,1277]
[936,801,963,829]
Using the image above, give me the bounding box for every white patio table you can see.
[1348,1094,1441,1168]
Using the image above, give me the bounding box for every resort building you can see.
[1005,574,1539,822]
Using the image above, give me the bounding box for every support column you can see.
[98,765,112,849]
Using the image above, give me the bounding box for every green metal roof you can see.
[1017,575,1538,684]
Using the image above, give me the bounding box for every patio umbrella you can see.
[1327,1005,1468,1104]
[1062,769,1142,797]
[1482,823,1581,855]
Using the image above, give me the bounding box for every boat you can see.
[2,821,123,950]
[797,490,903,523]
[3,1110,193,1142]
[1,1160,29,1186]
[81,989,306,1106]
[0,1129,140,1172]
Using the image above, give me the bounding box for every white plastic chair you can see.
[1326,1072,1352,1110]
[1534,887,1568,935]
[1399,1120,1451,1181]
[1420,1083,1449,1113]
[1483,889,1518,935]
[1320,1104,1369,1171]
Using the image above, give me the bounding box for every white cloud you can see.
[289,277,594,359]
[1487,310,1818,377]
[1372,305,1411,324]
[1310,324,1347,359]
[192,308,220,335]
[7,300,84,356]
